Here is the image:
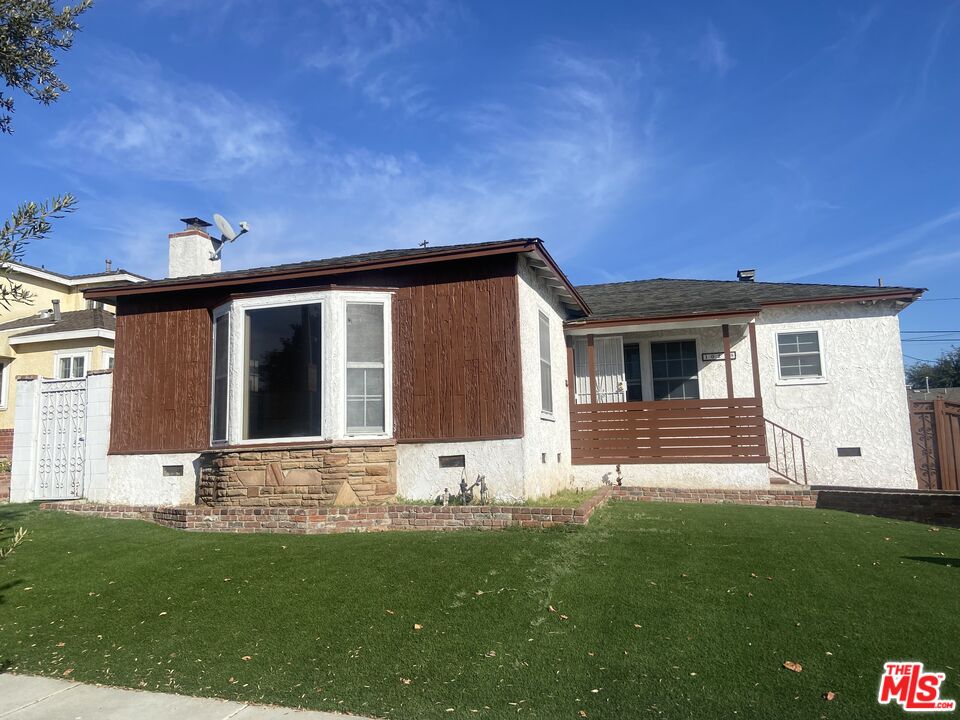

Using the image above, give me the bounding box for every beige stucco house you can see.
[0,262,146,458]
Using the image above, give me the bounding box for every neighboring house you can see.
[0,262,146,459]
[9,224,924,505]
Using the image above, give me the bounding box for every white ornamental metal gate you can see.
[36,378,87,499]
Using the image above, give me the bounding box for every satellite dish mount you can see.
[211,213,250,260]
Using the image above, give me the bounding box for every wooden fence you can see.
[910,399,960,491]
[570,397,768,465]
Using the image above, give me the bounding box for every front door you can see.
[36,378,86,499]
[623,343,643,401]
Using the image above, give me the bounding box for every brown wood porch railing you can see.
[570,397,768,465]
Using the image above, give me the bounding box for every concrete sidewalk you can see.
[0,674,372,720]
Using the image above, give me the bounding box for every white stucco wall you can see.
[396,439,526,501]
[9,377,40,502]
[572,461,770,489]
[756,302,915,488]
[99,453,201,506]
[516,257,576,498]
[168,232,221,278]
[597,323,756,401]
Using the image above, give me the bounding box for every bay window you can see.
[210,290,391,445]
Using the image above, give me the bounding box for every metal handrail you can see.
[764,418,808,485]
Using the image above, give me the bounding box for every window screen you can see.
[244,304,322,439]
[346,303,386,433]
[212,313,229,442]
[539,311,552,413]
[777,331,822,378]
[650,341,700,400]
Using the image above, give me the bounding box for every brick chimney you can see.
[168,217,221,278]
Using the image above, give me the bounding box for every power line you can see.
[901,330,960,333]
[916,297,960,302]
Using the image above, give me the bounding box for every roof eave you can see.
[566,308,760,328]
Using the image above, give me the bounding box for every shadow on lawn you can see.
[0,579,24,606]
[902,556,960,568]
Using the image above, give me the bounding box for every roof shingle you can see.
[0,308,115,337]
[574,278,923,322]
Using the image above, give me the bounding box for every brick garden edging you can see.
[39,485,960,532]
[39,486,823,534]
[40,488,612,534]
[610,486,819,507]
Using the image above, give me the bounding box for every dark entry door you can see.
[623,343,643,401]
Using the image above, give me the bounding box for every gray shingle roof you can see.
[574,278,923,322]
[0,308,115,337]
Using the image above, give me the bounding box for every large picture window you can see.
[346,303,385,434]
[650,340,700,400]
[244,304,322,440]
[777,331,823,379]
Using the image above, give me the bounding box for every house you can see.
[11,223,923,505]
[0,261,146,460]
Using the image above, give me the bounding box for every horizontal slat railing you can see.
[570,398,768,465]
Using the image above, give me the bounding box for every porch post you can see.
[587,334,597,404]
[722,324,734,399]
[565,335,576,407]
[748,321,762,399]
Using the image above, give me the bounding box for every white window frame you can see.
[54,351,91,380]
[212,289,393,446]
[538,309,553,418]
[775,328,827,385]
[210,306,231,445]
[342,297,393,438]
[102,350,114,370]
[0,361,8,409]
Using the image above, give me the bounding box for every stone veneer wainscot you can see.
[199,441,397,507]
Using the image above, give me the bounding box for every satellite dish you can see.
[211,213,250,260]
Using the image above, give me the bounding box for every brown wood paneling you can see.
[110,295,213,454]
[110,254,523,453]
[390,255,523,441]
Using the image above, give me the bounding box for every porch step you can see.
[768,475,791,486]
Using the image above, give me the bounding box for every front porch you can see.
[564,316,798,481]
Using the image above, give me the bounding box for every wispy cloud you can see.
[782,206,960,280]
[303,0,460,113]
[51,40,653,278]
[695,22,733,76]
[51,50,294,183]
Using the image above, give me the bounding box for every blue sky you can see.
[3,1,960,362]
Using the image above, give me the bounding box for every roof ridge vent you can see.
[737,268,756,282]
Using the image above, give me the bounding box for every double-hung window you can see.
[56,354,87,379]
[346,303,386,434]
[777,331,823,380]
[538,311,553,414]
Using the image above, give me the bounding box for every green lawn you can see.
[1,501,957,719]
